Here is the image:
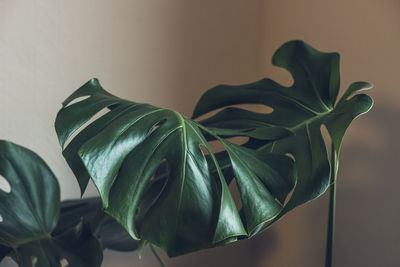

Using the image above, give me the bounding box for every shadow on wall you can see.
[294,102,399,267]
[171,0,267,115]
[332,103,400,267]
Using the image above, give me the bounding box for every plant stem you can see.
[325,144,338,267]
[150,243,166,267]
[325,180,336,267]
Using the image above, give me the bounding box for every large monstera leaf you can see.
[0,140,103,267]
[193,40,373,226]
[55,79,295,256]
[55,40,373,257]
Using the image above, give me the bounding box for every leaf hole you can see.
[205,140,224,154]
[64,95,90,108]
[269,66,294,87]
[152,159,169,182]
[320,125,331,160]
[207,136,249,154]
[148,119,167,137]
[195,104,273,122]
[0,214,3,222]
[199,144,210,156]
[0,175,11,193]
[234,104,273,114]
[63,107,111,148]
[228,179,243,211]
[225,136,249,146]
[60,258,69,267]
[284,153,295,161]
[283,186,295,206]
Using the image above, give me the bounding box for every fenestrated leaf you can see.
[55,79,295,256]
[192,40,373,228]
[55,197,139,252]
[0,140,103,267]
[216,140,294,236]
[0,141,60,246]
[15,221,102,267]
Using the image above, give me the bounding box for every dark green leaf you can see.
[15,221,102,267]
[192,40,373,226]
[0,140,60,247]
[55,79,294,256]
[55,40,372,257]
[217,140,294,235]
[0,140,103,267]
[0,245,11,261]
[55,197,139,252]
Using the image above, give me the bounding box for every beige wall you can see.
[1,0,398,266]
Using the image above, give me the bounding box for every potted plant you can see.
[0,40,373,267]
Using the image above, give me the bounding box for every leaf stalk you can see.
[325,143,338,267]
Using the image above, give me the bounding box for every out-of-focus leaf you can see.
[0,141,60,246]
[55,197,139,252]
[0,140,102,267]
[0,245,11,261]
[15,221,102,267]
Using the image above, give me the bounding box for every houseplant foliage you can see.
[0,40,373,266]
[0,140,102,266]
[0,141,139,266]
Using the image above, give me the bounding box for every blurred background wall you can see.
[0,0,398,266]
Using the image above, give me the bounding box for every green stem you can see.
[325,144,338,267]
[150,243,166,267]
[325,180,336,267]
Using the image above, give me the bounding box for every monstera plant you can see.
[0,40,373,267]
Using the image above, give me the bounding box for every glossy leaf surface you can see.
[55,79,295,256]
[55,40,372,257]
[0,140,102,267]
[193,40,373,225]
[0,141,60,246]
